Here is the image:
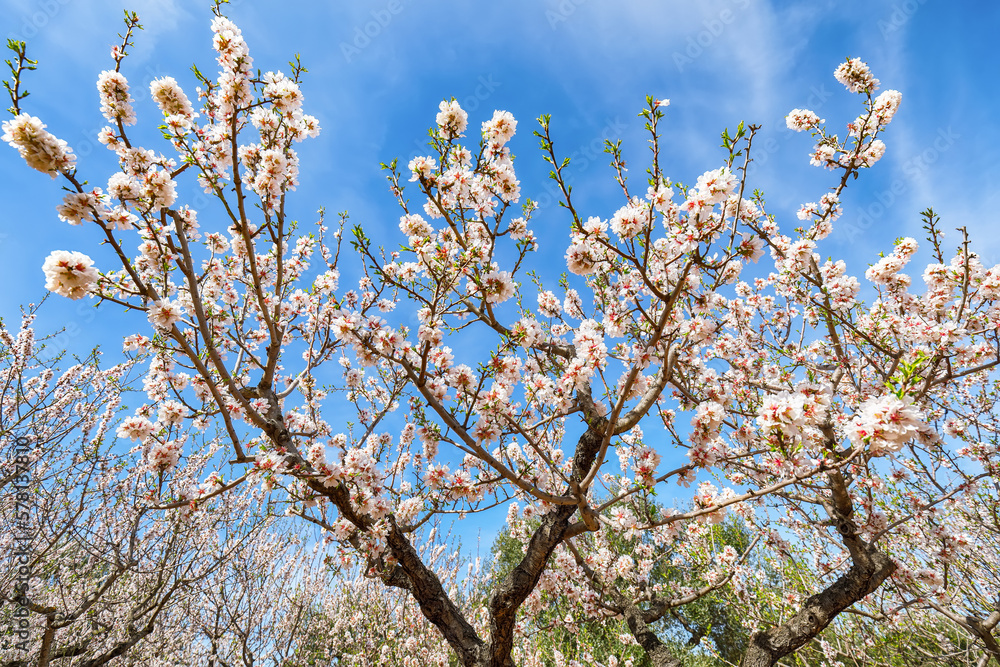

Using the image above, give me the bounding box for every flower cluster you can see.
[2,113,76,176]
[786,108,824,132]
[834,57,880,93]
[436,99,468,140]
[150,76,195,118]
[845,394,923,455]
[42,250,99,299]
[97,70,137,125]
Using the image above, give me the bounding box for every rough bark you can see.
[483,424,607,667]
[620,600,683,667]
[36,624,55,667]
[272,361,610,667]
[964,610,1000,666]
[384,521,487,666]
[739,469,896,667]
[740,545,894,667]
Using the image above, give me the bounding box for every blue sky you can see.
[0,0,993,368]
[3,0,999,356]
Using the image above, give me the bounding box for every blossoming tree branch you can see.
[4,5,1000,666]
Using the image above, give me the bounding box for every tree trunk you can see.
[740,469,895,667]
[620,599,682,667]
[36,623,55,667]
[740,545,894,667]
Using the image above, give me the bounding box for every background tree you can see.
[0,305,280,666]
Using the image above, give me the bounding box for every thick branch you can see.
[740,470,896,667]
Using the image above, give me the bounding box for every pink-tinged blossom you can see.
[435,99,468,140]
[148,300,185,330]
[537,290,561,318]
[42,250,99,300]
[688,167,738,207]
[508,216,530,242]
[780,238,817,274]
[116,415,155,441]
[408,155,437,182]
[631,445,661,486]
[834,57,880,94]
[563,289,584,319]
[96,70,136,125]
[147,439,182,472]
[691,401,725,445]
[107,172,142,202]
[511,317,543,348]
[609,201,649,240]
[2,113,76,177]
[723,195,762,223]
[845,394,923,455]
[757,391,807,441]
[565,240,600,275]
[821,260,860,310]
[786,108,824,132]
[737,234,765,263]
[399,213,433,238]
[479,270,516,304]
[262,71,303,113]
[157,400,186,426]
[856,139,886,167]
[212,16,252,71]
[342,448,376,478]
[56,190,103,225]
[572,319,607,367]
[143,168,178,209]
[122,334,150,352]
[314,269,339,294]
[198,471,225,496]
[647,183,675,214]
[871,90,903,126]
[809,143,839,169]
[149,76,194,118]
[472,418,500,444]
[396,497,423,525]
[482,110,517,146]
[210,17,254,120]
[687,438,728,468]
[866,238,916,284]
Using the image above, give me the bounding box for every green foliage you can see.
[4,39,36,115]
[487,525,651,665]
[485,515,757,666]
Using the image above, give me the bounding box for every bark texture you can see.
[620,599,683,667]
[481,424,607,667]
[740,469,896,667]
[740,546,894,667]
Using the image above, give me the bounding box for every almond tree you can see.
[0,307,277,667]
[152,524,475,667]
[4,7,999,667]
